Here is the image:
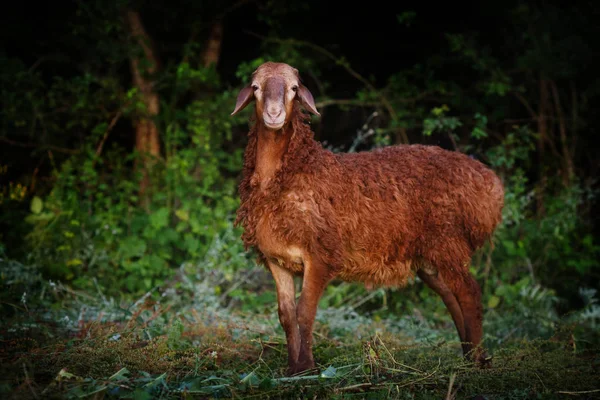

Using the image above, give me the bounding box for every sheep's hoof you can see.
[476,354,493,369]
[464,348,492,369]
[470,350,492,369]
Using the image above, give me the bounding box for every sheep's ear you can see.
[231,85,254,116]
[297,84,320,116]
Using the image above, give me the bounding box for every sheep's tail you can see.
[468,171,505,251]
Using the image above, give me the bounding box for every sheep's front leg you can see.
[268,261,300,374]
[294,257,332,374]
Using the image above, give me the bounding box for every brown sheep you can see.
[231,61,505,375]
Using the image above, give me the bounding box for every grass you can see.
[1,268,599,399]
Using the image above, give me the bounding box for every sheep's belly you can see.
[254,213,420,284]
[337,257,418,290]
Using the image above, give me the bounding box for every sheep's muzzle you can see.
[262,76,287,130]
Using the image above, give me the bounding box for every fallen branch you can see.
[337,382,373,392]
[557,389,600,395]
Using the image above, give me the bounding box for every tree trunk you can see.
[190,20,225,183]
[202,21,223,67]
[549,80,574,186]
[537,74,549,216]
[570,82,578,161]
[395,127,408,145]
[125,9,161,198]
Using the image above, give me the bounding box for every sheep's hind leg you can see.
[417,269,467,353]
[293,257,333,374]
[442,268,491,367]
[269,261,301,375]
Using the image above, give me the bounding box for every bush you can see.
[23,75,250,295]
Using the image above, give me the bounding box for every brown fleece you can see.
[232,62,504,372]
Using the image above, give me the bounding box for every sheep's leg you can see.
[269,261,301,374]
[448,272,490,367]
[417,269,467,351]
[293,258,331,374]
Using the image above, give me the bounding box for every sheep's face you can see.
[231,62,320,130]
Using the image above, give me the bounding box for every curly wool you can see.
[235,102,504,290]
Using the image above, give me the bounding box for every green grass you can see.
[3,319,599,399]
[1,269,599,399]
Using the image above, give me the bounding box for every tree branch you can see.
[95,110,123,157]
[0,136,80,154]
[513,90,537,119]
[315,99,381,108]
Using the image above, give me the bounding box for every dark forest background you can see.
[1,1,599,398]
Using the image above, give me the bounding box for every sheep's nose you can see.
[267,109,282,119]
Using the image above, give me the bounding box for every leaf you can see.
[175,208,189,222]
[119,236,147,259]
[471,126,488,139]
[66,258,83,267]
[150,207,170,229]
[57,368,83,382]
[488,295,501,309]
[180,376,232,394]
[81,384,109,397]
[24,212,54,223]
[240,371,260,387]
[143,373,166,389]
[30,196,43,214]
[320,365,337,378]
[259,377,275,390]
[108,367,130,381]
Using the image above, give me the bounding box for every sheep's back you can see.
[326,144,504,270]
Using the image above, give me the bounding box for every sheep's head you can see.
[231,62,320,130]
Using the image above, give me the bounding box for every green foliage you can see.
[490,170,600,306]
[24,151,244,296]
[486,125,536,171]
[21,58,247,294]
[471,113,488,139]
[422,104,462,137]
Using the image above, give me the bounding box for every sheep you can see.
[230,61,505,375]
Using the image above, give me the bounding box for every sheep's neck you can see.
[255,125,292,189]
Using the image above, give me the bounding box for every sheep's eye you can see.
[291,85,299,92]
[252,84,259,91]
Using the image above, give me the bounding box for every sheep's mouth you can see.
[263,114,286,130]
[265,122,285,130]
